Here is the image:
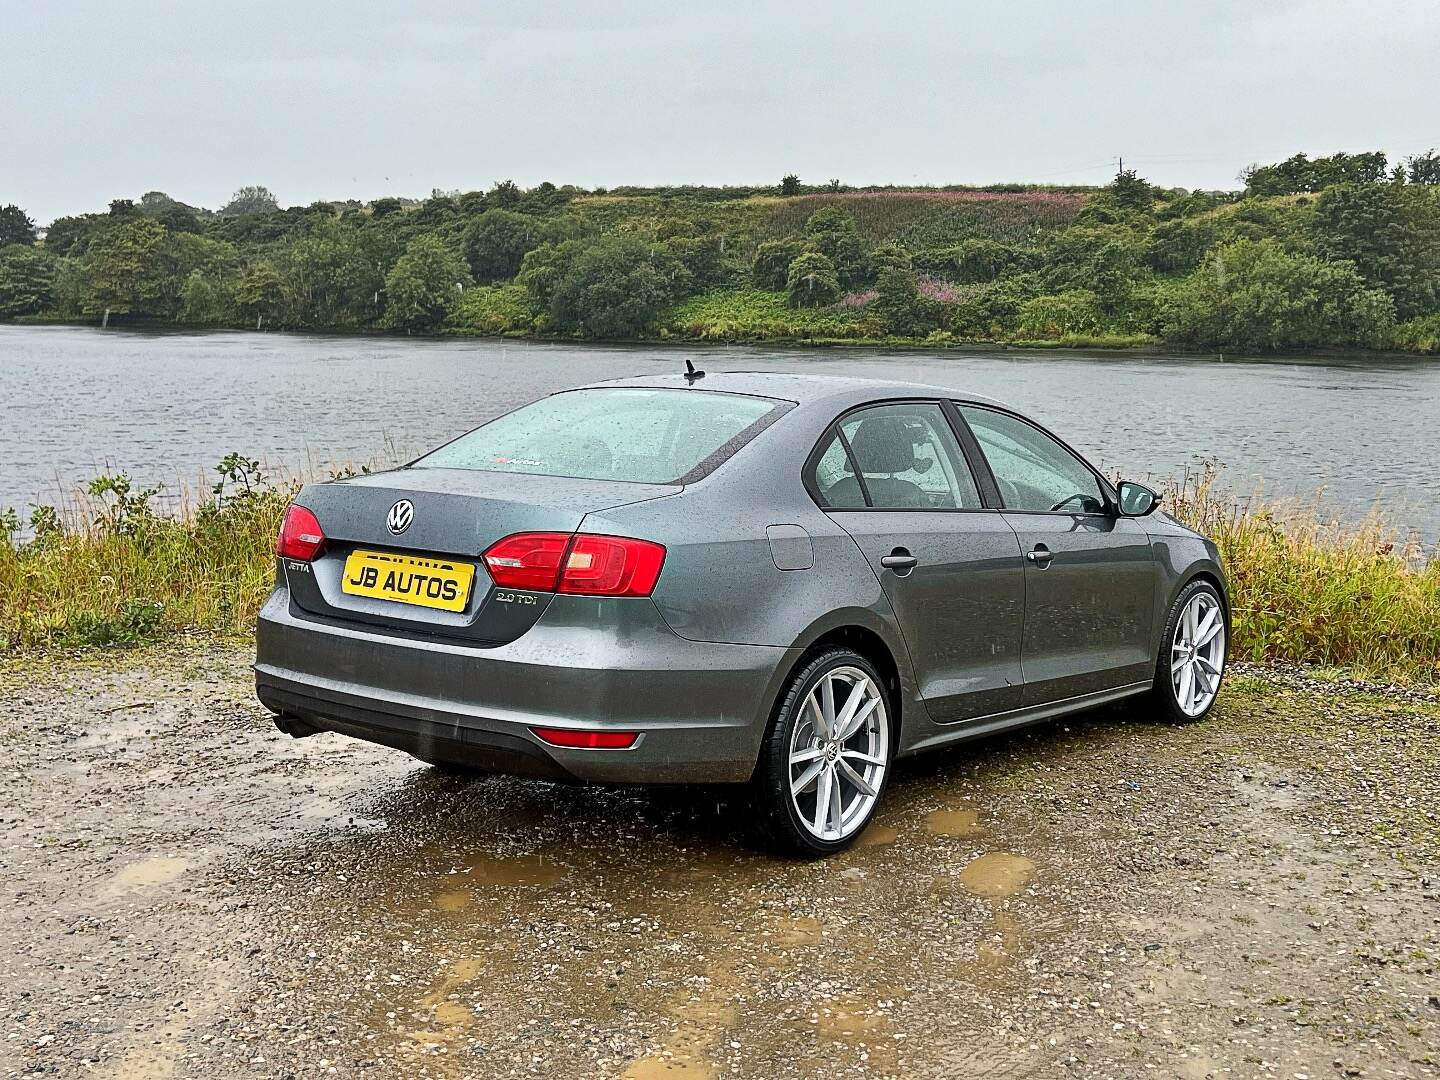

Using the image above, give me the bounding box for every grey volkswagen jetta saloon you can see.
[256,371,1227,855]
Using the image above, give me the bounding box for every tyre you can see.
[1147,578,1228,723]
[754,648,894,856]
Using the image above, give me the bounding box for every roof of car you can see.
[584,369,1008,409]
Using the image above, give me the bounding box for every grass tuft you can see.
[1163,464,1439,681]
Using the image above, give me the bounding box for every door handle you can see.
[1025,544,1053,567]
[880,549,918,572]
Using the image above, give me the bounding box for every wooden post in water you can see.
[101,308,110,329]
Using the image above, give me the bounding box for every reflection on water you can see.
[4,324,1438,539]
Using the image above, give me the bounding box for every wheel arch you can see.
[767,609,915,748]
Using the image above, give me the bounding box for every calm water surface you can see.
[2,325,1437,540]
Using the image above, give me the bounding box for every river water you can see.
[2,324,1437,541]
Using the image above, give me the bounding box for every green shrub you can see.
[0,246,58,318]
[945,274,1040,337]
[786,251,840,308]
[1388,314,1440,354]
[382,235,471,332]
[1160,238,1396,350]
[751,238,805,290]
[451,283,539,335]
[544,236,670,337]
[663,288,879,341]
[1309,183,1440,319]
[463,209,541,283]
[1017,290,1104,338]
[873,267,942,336]
[869,242,912,274]
[915,238,1028,283]
[178,270,226,324]
[802,208,871,288]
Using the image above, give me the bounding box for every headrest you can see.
[849,416,918,474]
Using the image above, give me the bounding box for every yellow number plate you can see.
[340,549,475,612]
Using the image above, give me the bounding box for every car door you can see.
[810,401,1026,723]
[957,405,1157,705]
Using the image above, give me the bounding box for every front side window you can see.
[414,388,785,485]
[960,406,1107,514]
[812,402,981,510]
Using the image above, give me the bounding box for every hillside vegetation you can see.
[2,150,1439,352]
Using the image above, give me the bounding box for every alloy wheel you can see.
[788,665,889,842]
[1171,591,1226,717]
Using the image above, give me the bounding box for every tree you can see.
[0,246,58,317]
[157,233,238,317]
[138,191,203,233]
[1310,183,1440,319]
[1404,149,1440,186]
[0,204,37,247]
[42,214,104,257]
[285,219,384,327]
[1146,216,1219,273]
[487,180,522,209]
[382,235,471,332]
[1159,238,1395,350]
[873,266,941,335]
[1242,151,1388,196]
[751,238,805,290]
[1089,240,1143,314]
[81,217,169,317]
[803,207,870,288]
[220,185,280,217]
[915,239,1027,284]
[870,242,912,274]
[785,251,839,308]
[1105,168,1155,211]
[463,208,539,282]
[545,236,669,337]
[178,271,225,323]
[780,174,801,197]
[233,260,290,325]
[369,197,404,218]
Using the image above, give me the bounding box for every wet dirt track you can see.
[2,646,1438,1079]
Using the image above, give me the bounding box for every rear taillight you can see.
[532,727,639,750]
[481,532,666,597]
[276,504,326,561]
[560,534,666,596]
[482,532,572,591]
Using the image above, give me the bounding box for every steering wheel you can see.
[1049,493,1090,513]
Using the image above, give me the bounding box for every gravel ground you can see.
[1,644,1437,1079]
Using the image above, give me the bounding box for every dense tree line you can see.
[2,152,1438,352]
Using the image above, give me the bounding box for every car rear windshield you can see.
[412,388,789,484]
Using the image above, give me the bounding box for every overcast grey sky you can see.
[4,0,1438,225]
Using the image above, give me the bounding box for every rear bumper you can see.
[254,588,795,783]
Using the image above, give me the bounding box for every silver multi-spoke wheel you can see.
[1171,591,1226,717]
[788,665,889,842]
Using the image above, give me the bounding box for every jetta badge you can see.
[386,499,414,536]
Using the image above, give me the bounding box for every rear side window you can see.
[811,402,981,510]
[414,388,787,484]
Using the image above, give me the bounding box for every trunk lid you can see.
[284,467,676,644]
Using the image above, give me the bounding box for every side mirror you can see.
[1116,480,1161,517]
